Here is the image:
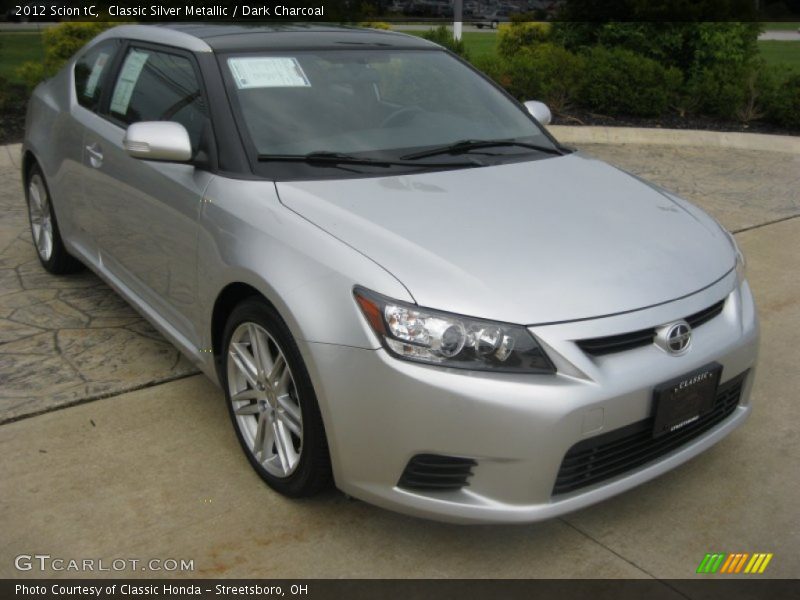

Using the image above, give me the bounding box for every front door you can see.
[81,44,213,347]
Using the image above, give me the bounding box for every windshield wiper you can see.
[258,151,478,169]
[400,139,565,161]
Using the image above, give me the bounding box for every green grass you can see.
[405,31,498,61]
[758,40,800,76]
[458,32,498,61]
[762,22,800,31]
[0,32,45,83]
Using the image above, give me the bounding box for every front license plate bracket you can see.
[652,363,723,438]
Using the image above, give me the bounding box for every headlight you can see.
[354,287,555,374]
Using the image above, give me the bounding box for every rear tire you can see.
[25,164,83,275]
[222,297,332,497]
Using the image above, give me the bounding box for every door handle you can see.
[86,143,103,168]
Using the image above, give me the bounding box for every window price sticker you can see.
[84,52,109,98]
[110,50,149,114]
[228,57,311,89]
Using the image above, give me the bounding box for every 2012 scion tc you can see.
[22,24,758,523]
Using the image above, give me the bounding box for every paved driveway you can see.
[0,140,798,581]
[0,148,197,423]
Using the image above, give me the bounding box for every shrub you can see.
[470,55,508,87]
[420,26,468,59]
[684,58,777,122]
[497,21,551,58]
[580,46,681,117]
[689,22,762,73]
[15,21,117,90]
[765,74,800,128]
[13,62,46,92]
[357,21,392,30]
[493,54,543,104]
[473,43,586,114]
[552,22,760,74]
[0,76,27,113]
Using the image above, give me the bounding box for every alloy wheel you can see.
[28,174,54,261]
[226,322,303,478]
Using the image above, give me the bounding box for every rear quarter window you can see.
[74,39,119,111]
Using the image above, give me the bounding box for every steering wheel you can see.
[380,106,423,128]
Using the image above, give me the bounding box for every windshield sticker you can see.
[110,50,149,115]
[228,57,311,89]
[83,52,109,98]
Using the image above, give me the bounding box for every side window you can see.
[108,47,207,151]
[74,40,118,111]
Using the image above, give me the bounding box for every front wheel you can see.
[222,298,332,497]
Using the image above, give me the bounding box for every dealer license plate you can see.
[652,363,722,438]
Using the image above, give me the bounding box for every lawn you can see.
[762,22,800,31]
[457,31,498,61]
[405,30,499,61]
[0,32,45,83]
[758,40,800,75]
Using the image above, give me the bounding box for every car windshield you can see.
[222,49,557,162]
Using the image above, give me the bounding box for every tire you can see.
[25,164,83,274]
[222,297,332,497]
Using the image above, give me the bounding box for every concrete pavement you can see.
[759,30,800,40]
[1,137,798,579]
[1,216,797,579]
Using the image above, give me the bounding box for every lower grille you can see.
[398,454,477,492]
[553,371,747,496]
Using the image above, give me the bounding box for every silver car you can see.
[22,24,758,523]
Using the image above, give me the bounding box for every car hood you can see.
[276,153,734,324]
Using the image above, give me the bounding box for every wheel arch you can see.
[211,282,270,363]
[21,150,39,186]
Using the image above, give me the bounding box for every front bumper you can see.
[303,273,759,523]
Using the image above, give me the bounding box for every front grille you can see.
[577,299,726,357]
[576,328,655,356]
[686,300,725,328]
[397,454,477,492]
[552,371,747,496]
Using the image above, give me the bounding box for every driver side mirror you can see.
[123,121,192,162]
[523,101,552,126]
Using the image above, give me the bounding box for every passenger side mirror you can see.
[123,121,192,162]
[523,101,552,126]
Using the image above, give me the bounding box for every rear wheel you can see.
[222,298,332,497]
[26,165,83,274]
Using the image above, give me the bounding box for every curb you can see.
[549,125,800,154]
[3,128,798,166]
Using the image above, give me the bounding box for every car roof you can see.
[93,23,438,54]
